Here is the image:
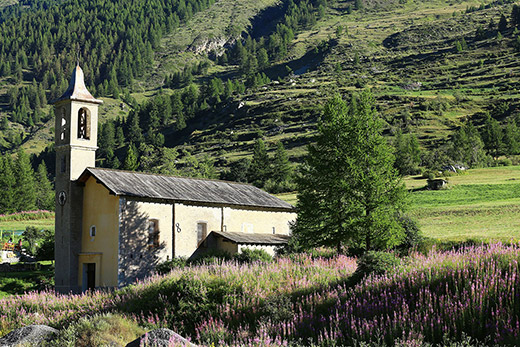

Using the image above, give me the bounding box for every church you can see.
[53,65,296,293]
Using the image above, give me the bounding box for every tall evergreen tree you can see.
[14,149,36,211]
[34,162,54,211]
[123,143,139,171]
[503,120,520,156]
[498,14,508,32]
[449,122,488,167]
[294,93,407,252]
[272,142,292,183]
[248,138,271,187]
[394,130,421,176]
[482,114,504,160]
[0,155,16,213]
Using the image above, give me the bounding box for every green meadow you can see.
[277,166,520,242]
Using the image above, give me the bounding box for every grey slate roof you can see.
[211,231,290,245]
[80,167,294,211]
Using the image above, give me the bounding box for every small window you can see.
[148,219,159,248]
[89,225,96,238]
[197,222,207,247]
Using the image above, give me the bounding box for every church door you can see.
[83,263,96,291]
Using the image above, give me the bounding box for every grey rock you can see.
[0,324,58,347]
[126,328,198,347]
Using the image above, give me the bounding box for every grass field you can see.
[0,218,54,232]
[276,165,520,242]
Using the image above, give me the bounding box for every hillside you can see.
[0,0,519,180]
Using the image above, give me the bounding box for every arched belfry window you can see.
[78,108,90,140]
[60,108,67,142]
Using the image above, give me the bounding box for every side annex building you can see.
[53,65,296,293]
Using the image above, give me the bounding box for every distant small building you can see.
[53,65,296,293]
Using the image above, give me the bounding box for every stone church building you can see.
[53,65,296,293]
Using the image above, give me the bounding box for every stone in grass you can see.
[0,324,58,347]
[126,328,198,347]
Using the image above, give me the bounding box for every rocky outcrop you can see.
[188,35,237,55]
[126,328,198,347]
[0,325,57,347]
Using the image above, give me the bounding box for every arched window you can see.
[60,108,67,142]
[78,108,90,140]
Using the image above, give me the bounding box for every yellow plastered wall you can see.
[80,177,119,288]
[174,203,221,258]
[223,208,296,235]
[127,200,173,260]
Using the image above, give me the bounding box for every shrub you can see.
[49,313,145,347]
[355,251,400,278]
[396,214,423,254]
[496,158,512,166]
[188,249,232,266]
[233,248,272,264]
[155,257,188,275]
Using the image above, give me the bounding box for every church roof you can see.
[53,64,103,104]
[210,231,290,245]
[79,168,295,211]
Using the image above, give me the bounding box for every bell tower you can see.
[53,64,102,293]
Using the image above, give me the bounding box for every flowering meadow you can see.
[1,244,520,346]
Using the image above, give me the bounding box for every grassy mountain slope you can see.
[167,0,520,166]
[1,0,519,170]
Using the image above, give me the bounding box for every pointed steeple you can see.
[54,64,103,104]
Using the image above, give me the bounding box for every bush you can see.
[188,249,232,266]
[233,248,272,264]
[49,313,145,347]
[496,158,512,166]
[155,257,188,275]
[355,251,400,278]
[396,214,423,254]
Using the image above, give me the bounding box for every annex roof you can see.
[79,168,295,211]
[53,64,103,105]
[211,231,290,245]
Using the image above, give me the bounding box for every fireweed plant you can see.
[0,244,519,346]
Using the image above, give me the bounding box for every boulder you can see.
[0,324,58,347]
[126,328,198,347]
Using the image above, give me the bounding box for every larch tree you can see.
[0,155,16,213]
[294,92,408,253]
[34,162,54,211]
[14,149,36,212]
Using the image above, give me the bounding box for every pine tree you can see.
[449,123,488,167]
[248,138,271,187]
[499,14,508,32]
[503,120,520,156]
[126,110,144,145]
[294,93,407,252]
[394,130,421,175]
[482,114,504,160]
[0,155,16,214]
[123,143,139,171]
[14,149,36,212]
[272,142,292,183]
[34,162,54,210]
